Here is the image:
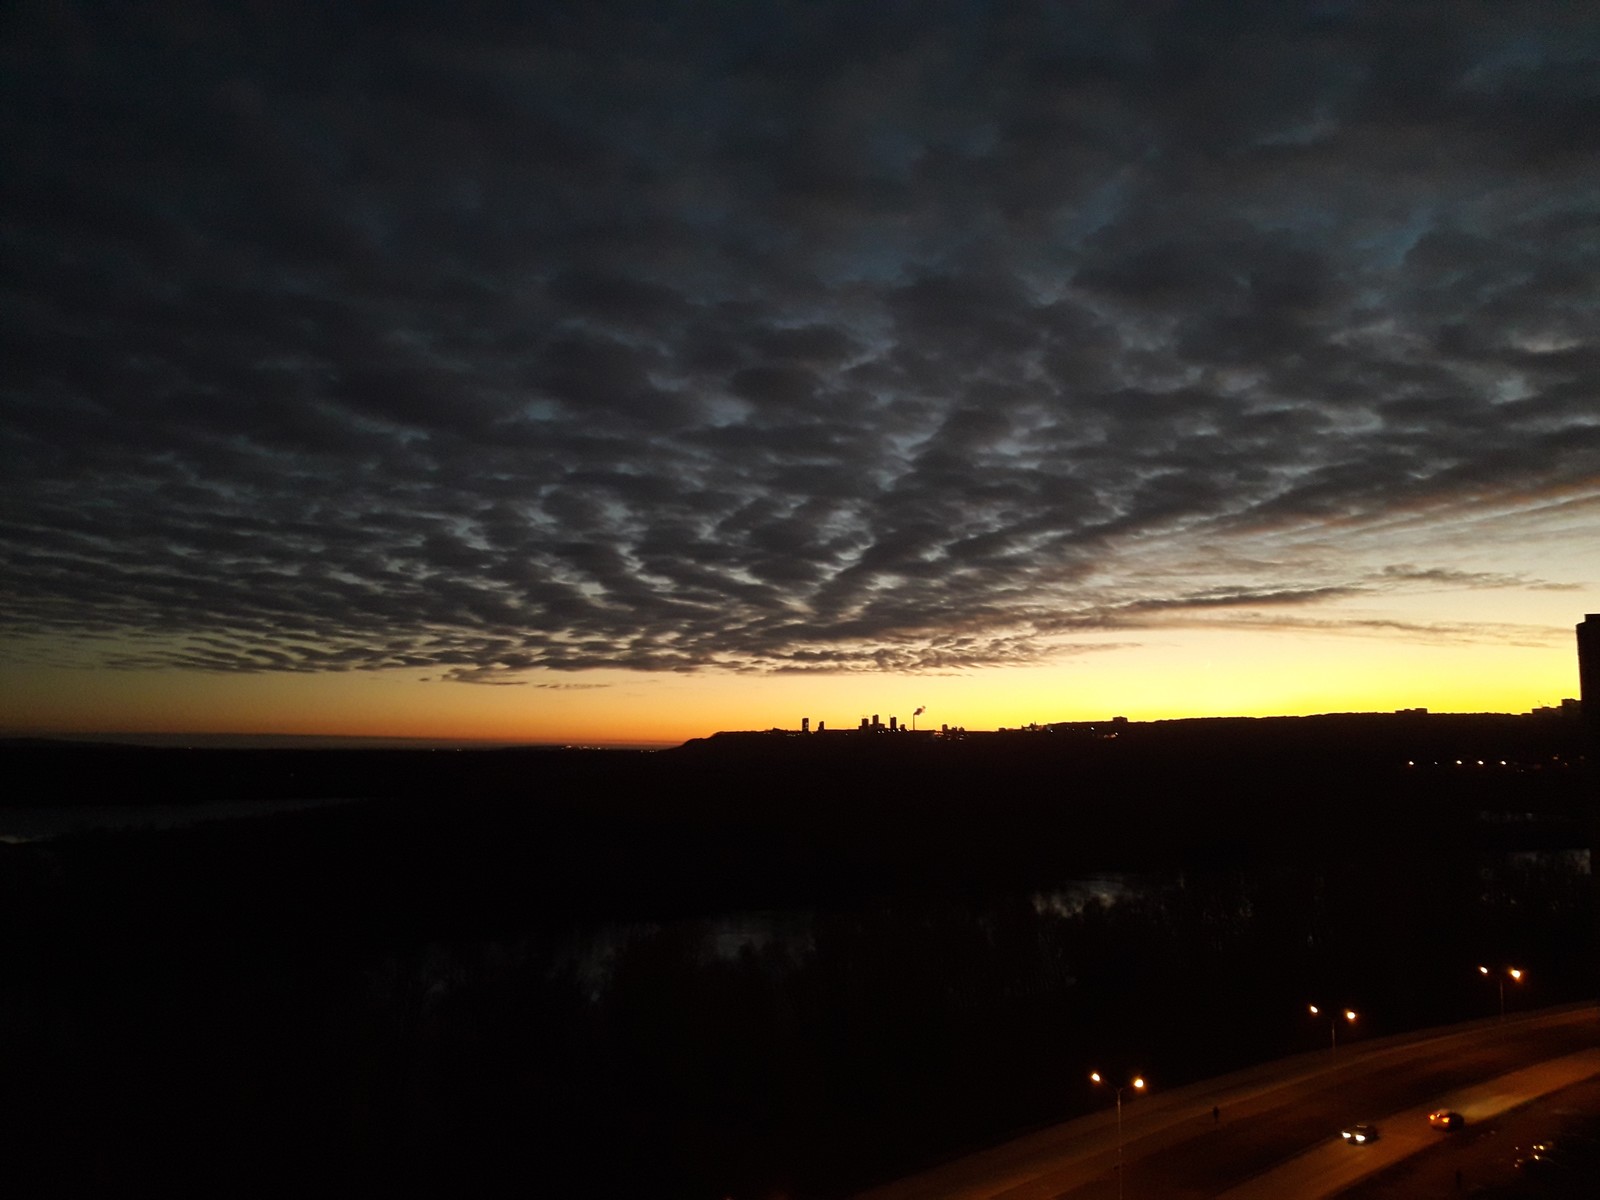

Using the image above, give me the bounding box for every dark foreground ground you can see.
[2,710,1593,1197]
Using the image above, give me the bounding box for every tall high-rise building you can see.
[1578,615,1599,746]
[1578,615,1599,999]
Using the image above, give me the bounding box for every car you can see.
[1341,1123,1380,1144]
[1428,1109,1465,1130]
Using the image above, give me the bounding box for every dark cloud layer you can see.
[3,1,1597,680]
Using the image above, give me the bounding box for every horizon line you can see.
[2,700,1582,752]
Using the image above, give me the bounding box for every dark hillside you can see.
[1,710,1590,1197]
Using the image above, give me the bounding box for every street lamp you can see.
[1090,1071,1145,1200]
[1478,965,1525,1021]
[1309,1005,1357,1053]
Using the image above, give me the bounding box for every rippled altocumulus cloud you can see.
[2,1,1597,681]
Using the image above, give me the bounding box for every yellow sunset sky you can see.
[4,606,1590,746]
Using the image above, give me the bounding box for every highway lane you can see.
[1337,1072,1600,1199]
[1213,1048,1600,1200]
[854,1005,1600,1200]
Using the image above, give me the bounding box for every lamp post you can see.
[1090,1071,1145,1200]
[1309,1005,1357,1054]
[1478,965,1525,1021]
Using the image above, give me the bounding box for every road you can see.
[1213,1049,1600,1200]
[854,1005,1600,1200]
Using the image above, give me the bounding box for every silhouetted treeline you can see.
[5,712,1589,909]
[0,711,1591,1196]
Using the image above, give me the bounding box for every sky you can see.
[3,0,1599,746]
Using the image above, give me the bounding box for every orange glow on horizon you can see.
[0,618,1585,746]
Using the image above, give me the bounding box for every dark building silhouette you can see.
[1580,615,1600,1002]
[1579,615,1599,747]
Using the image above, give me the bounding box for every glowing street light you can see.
[1478,965,1525,1021]
[1309,1004,1357,1053]
[1090,1071,1146,1200]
